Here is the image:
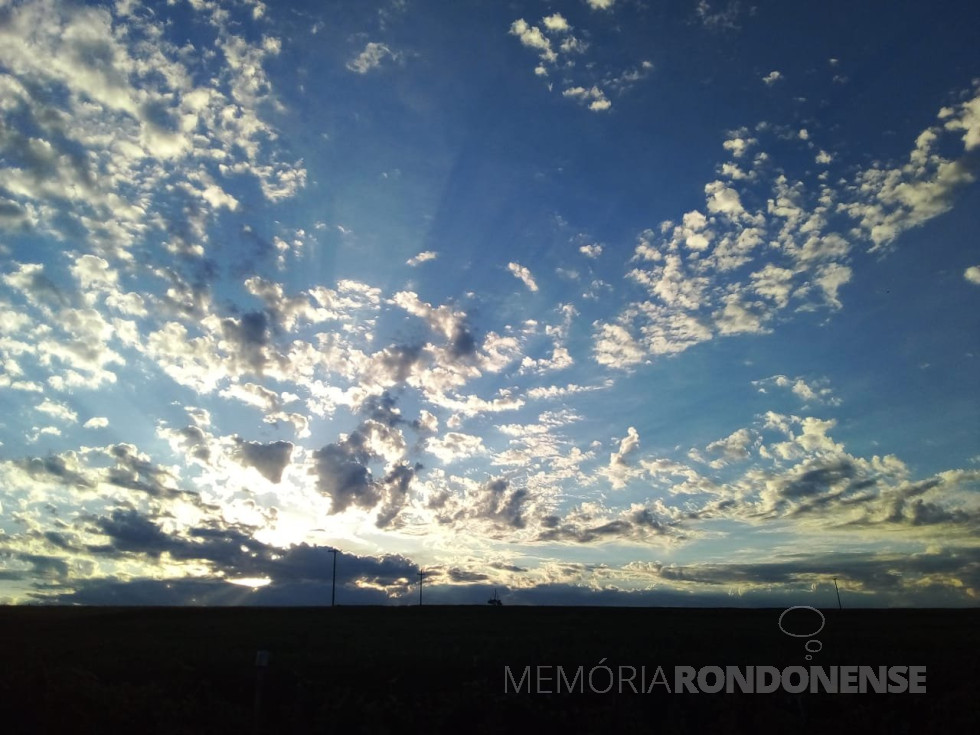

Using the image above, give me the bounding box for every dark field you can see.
[1,606,977,733]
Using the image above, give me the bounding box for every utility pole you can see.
[418,568,424,606]
[833,577,842,610]
[330,548,338,607]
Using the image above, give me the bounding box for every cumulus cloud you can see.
[233,439,293,484]
[537,501,681,545]
[509,19,557,64]
[0,0,304,262]
[703,428,756,466]
[840,106,979,251]
[507,262,539,292]
[762,70,783,85]
[964,265,980,285]
[470,477,529,531]
[563,85,612,112]
[941,93,980,150]
[594,87,980,369]
[310,434,379,514]
[509,9,644,108]
[723,133,756,159]
[753,375,841,406]
[542,13,571,32]
[36,399,78,424]
[602,426,642,489]
[425,432,485,464]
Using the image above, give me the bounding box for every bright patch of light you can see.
[227,577,272,589]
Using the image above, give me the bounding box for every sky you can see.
[0,0,978,607]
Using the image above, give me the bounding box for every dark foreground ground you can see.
[1,606,977,734]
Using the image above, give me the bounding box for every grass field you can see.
[1,606,977,733]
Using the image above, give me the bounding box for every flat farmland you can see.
[1,606,977,733]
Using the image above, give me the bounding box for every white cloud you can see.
[425,432,486,464]
[942,93,980,151]
[586,0,616,9]
[542,13,571,32]
[36,399,78,424]
[406,251,438,266]
[815,150,834,165]
[563,85,612,112]
[346,42,397,74]
[704,180,746,218]
[628,253,709,309]
[507,262,539,292]
[559,36,589,55]
[723,135,755,158]
[704,428,756,467]
[965,266,980,285]
[762,70,783,86]
[0,0,305,259]
[840,100,979,251]
[510,9,647,110]
[593,322,648,367]
[712,293,770,335]
[749,264,795,308]
[579,243,603,258]
[753,375,841,406]
[416,410,439,434]
[520,346,573,375]
[814,262,851,309]
[603,426,641,489]
[526,380,612,401]
[596,86,980,370]
[509,19,557,64]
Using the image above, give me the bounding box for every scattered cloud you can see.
[507,262,540,292]
[509,19,557,64]
[542,13,571,33]
[593,88,980,367]
[347,42,398,74]
[406,251,438,266]
[753,375,841,406]
[695,0,746,30]
[0,0,976,608]
[508,10,647,111]
[425,432,486,464]
[816,149,834,165]
[563,85,612,112]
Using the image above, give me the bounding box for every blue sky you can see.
[0,0,978,607]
